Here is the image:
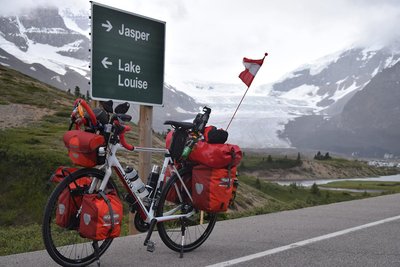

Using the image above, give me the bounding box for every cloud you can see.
[2,0,400,84]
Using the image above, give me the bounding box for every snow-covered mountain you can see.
[0,7,201,132]
[282,61,400,157]
[176,47,400,152]
[1,6,400,156]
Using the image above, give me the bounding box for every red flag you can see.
[239,53,268,87]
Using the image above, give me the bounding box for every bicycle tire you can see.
[157,168,217,252]
[42,168,114,267]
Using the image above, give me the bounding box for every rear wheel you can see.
[42,168,115,267]
[157,168,217,252]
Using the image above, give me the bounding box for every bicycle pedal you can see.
[146,241,156,252]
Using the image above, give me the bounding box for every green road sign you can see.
[91,2,165,105]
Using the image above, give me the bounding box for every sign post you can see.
[91,2,165,234]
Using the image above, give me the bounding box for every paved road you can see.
[2,193,400,266]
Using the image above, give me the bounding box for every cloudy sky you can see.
[2,0,400,86]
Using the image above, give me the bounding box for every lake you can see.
[274,174,400,187]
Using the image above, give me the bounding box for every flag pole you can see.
[226,85,250,131]
[226,53,268,131]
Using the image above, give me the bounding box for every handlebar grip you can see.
[73,98,97,127]
[116,122,134,150]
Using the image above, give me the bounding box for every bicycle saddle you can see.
[164,120,194,130]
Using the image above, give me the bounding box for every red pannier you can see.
[188,141,242,168]
[50,166,78,183]
[63,130,105,167]
[56,177,92,229]
[192,165,236,213]
[79,192,123,240]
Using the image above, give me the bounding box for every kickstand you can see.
[180,218,186,258]
[92,241,101,267]
[143,219,157,252]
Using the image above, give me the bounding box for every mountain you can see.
[282,61,400,157]
[2,6,400,157]
[271,48,400,116]
[177,47,400,151]
[0,7,201,132]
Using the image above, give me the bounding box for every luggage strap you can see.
[98,191,115,237]
[227,147,236,188]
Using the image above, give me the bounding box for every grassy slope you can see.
[240,154,399,180]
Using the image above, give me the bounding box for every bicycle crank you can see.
[134,212,150,232]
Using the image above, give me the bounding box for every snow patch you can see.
[62,16,89,36]
[51,75,62,83]
[175,107,188,113]
[0,34,87,75]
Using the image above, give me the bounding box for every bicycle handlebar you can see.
[72,98,97,128]
[114,120,134,151]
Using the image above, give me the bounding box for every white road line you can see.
[206,215,400,267]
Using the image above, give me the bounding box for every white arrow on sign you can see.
[102,57,112,69]
[101,20,113,32]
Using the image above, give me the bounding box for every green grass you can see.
[222,175,378,220]
[0,224,43,256]
[0,65,72,107]
[322,181,400,194]
[239,155,302,171]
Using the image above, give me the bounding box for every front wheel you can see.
[42,168,115,267]
[157,168,217,252]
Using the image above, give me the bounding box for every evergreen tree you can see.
[86,90,91,101]
[74,86,81,97]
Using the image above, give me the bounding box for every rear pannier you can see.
[188,141,242,168]
[63,130,106,167]
[192,165,237,213]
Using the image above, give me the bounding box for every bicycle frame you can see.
[88,142,194,224]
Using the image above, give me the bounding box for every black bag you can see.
[169,128,188,161]
[204,126,228,144]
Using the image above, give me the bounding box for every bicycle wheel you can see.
[42,168,115,267]
[157,168,217,252]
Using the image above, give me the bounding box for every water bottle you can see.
[181,146,192,159]
[181,139,195,159]
[146,165,160,190]
[125,167,149,199]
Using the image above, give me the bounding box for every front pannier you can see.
[192,165,236,213]
[79,192,123,240]
[49,166,78,183]
[188,141,242,168]
[63,130,106,167]
[56,177,92,229]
